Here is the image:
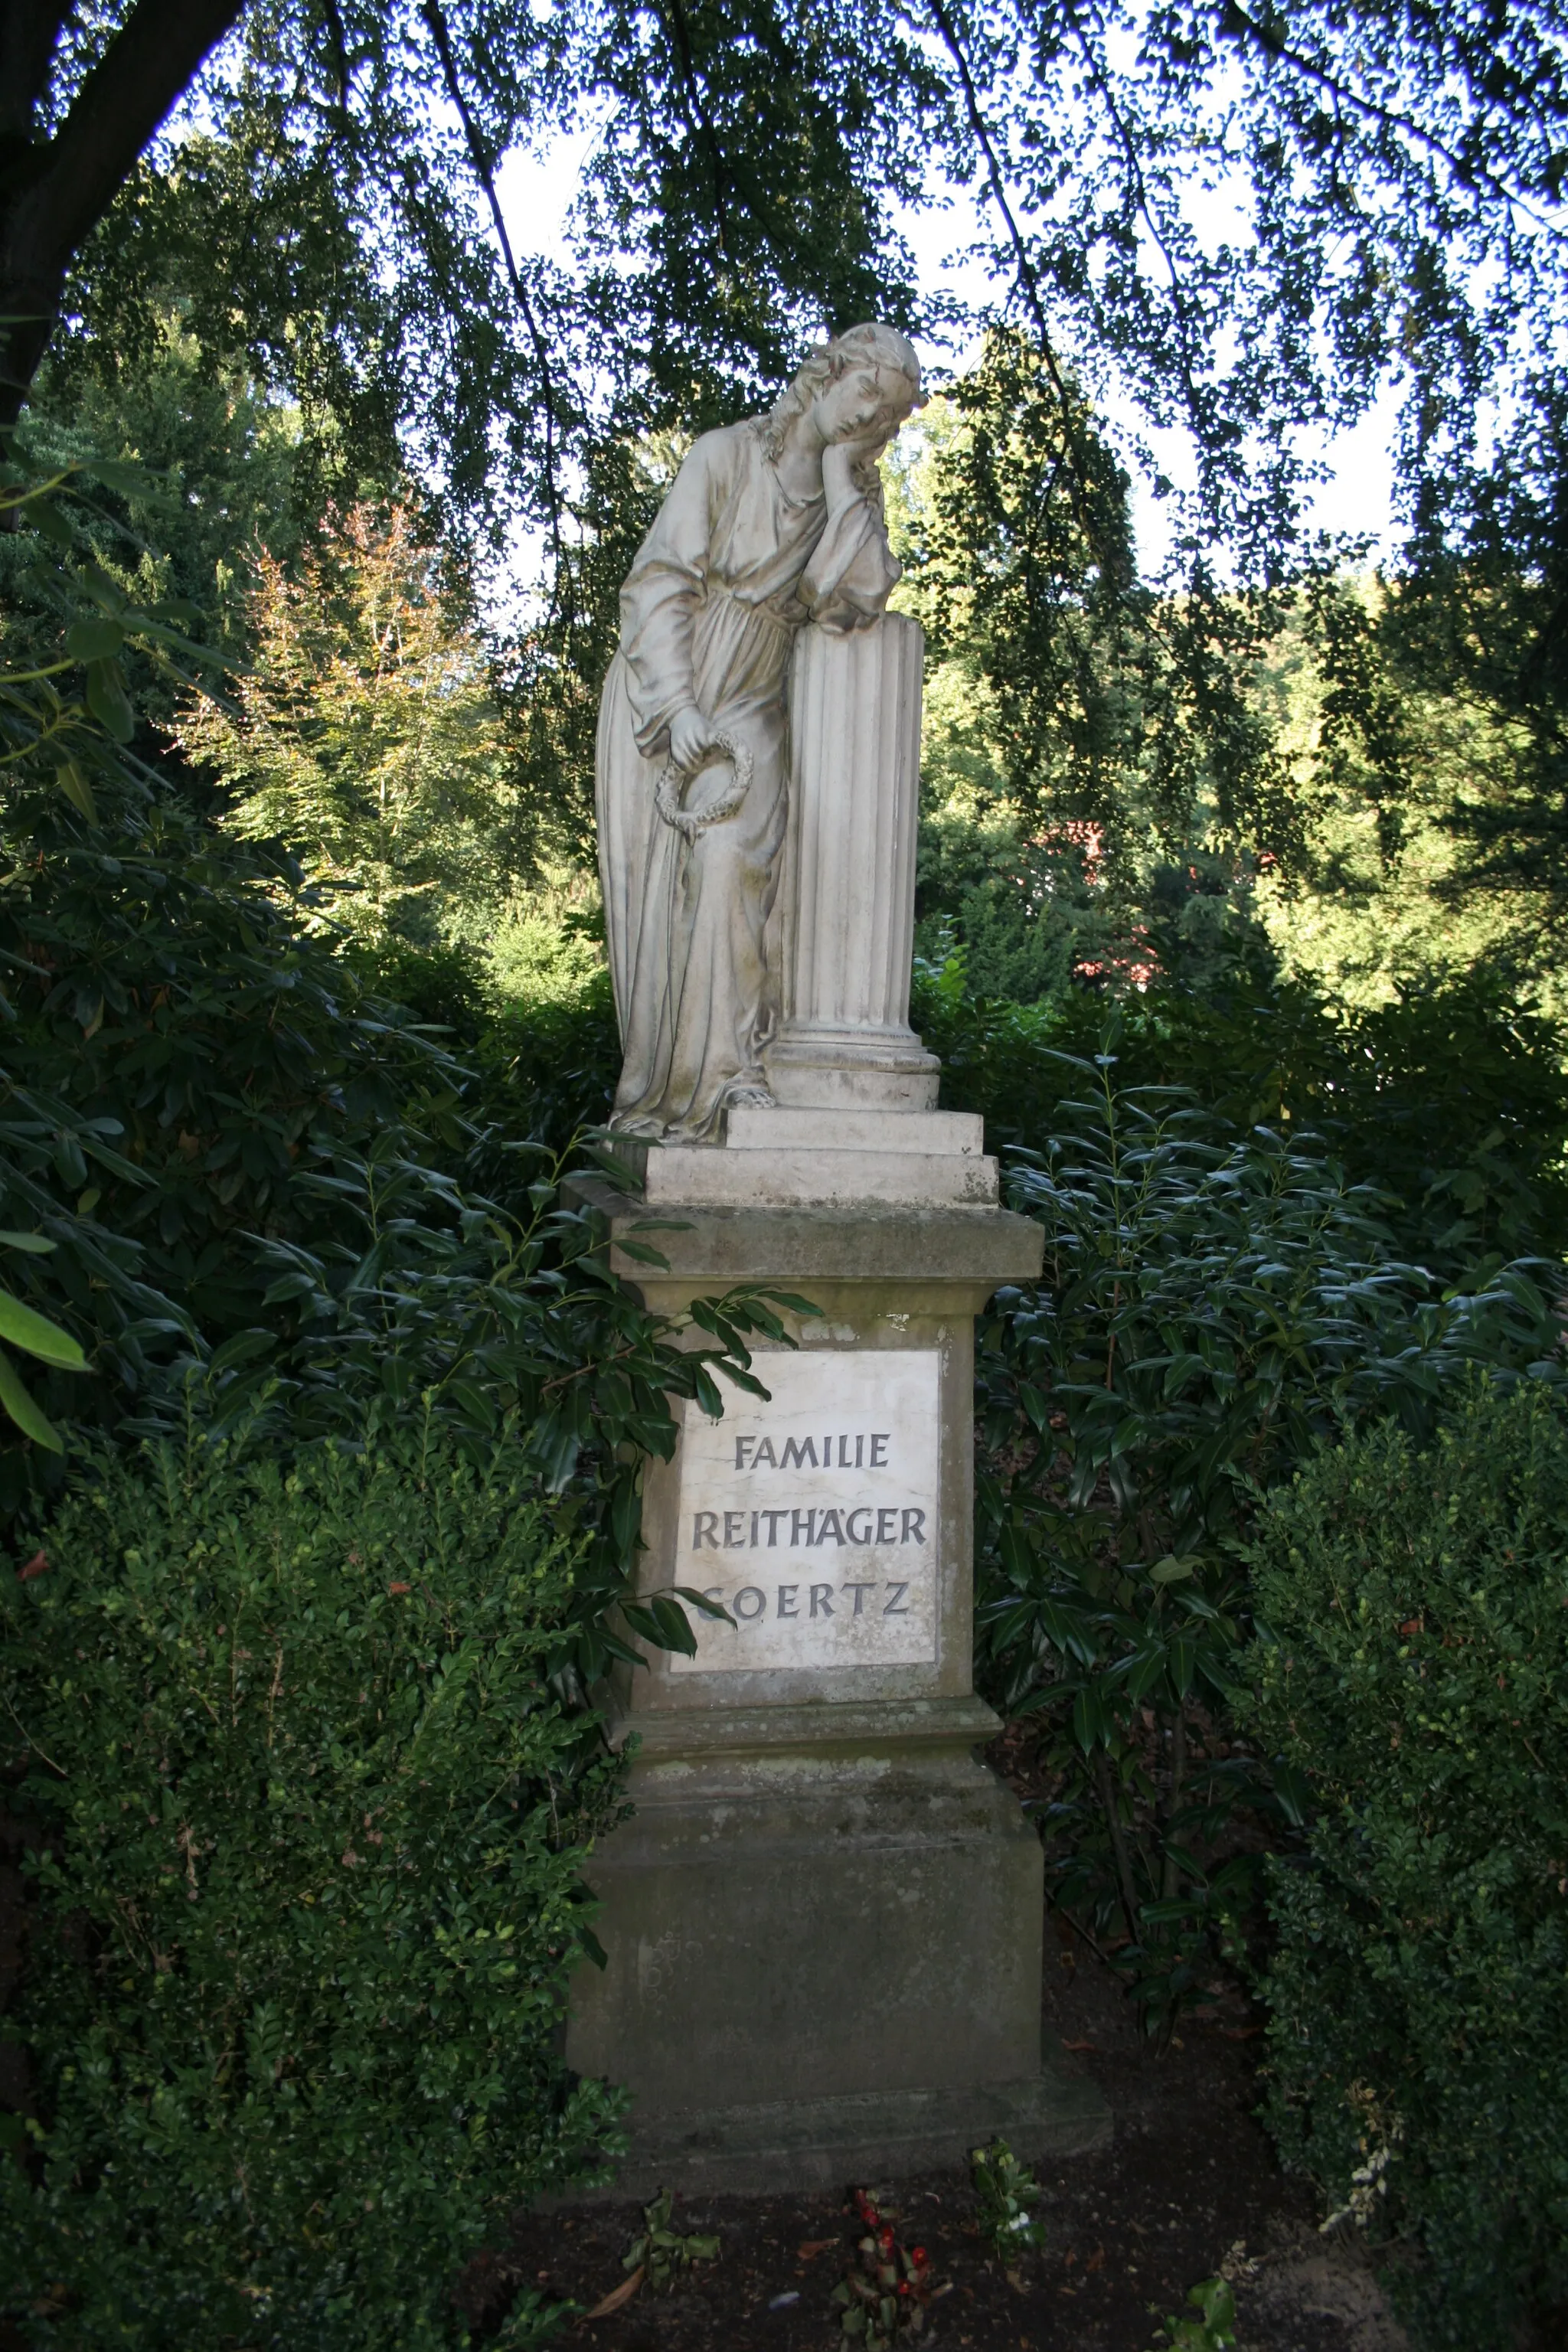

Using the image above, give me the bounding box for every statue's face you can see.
[812,360,917,449]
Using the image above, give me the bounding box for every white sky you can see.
[493,129,1400,583]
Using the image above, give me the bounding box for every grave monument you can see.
[567,323,1109,2190]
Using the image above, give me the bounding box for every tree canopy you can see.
[4,0,1562,561]
[4,0,1566,942]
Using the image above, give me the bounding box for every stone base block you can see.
[565,1700,1108,2191]
[609,1135,998,1208]
[765,1033,941,1114]
[723,1106,984,1157]
[580,2071,1110,2200]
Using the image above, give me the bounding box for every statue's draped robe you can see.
[596,421,900,1141]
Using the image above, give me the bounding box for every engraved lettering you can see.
[668,1351,939,1671]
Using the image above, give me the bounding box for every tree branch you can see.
[0,0,244,424]
[924,0,1104,540]
[1220,0,1568,245]
[1060,0,1226,502]
[417,0,564,569]
[658,0,734,255]
[0,2,70,155]
[8,0,245,281]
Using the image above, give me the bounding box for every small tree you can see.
[180,505,521,944]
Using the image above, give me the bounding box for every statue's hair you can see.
[756,322,923,487]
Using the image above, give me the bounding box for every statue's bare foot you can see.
[725,1085,775,1111]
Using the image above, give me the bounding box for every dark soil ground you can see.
[494,1923,1410,2352]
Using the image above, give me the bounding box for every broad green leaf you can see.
[674,1584,735,1625]
[84,658,135,742]
[0,1287,87,1369]
[0,1347,63,1450]
[54,760,98,822]
[67,616,125,663]
[27,497,73,547]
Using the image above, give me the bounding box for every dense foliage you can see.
[917,957,1568,1276]
[1243,1378,1568,2348]
[1,1423,625,2350]
[970,1047,1566,2020]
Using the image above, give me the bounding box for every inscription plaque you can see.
[666,1348,940,1673]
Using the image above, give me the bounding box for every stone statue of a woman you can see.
[596,322,923,1143]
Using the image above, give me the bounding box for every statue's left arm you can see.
[799,464,902,632]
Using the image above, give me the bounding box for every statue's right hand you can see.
[669,706,714,773]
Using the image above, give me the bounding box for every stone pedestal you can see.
[564,1196,1109,2193]
[570,610,1107,2194]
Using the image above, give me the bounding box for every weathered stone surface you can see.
[567,1175,1043,1292]
[597,326,926,1143]
[724,1106,983,1154]
[560,1186,1109,2185]
[611,1135,998,1207]
[577,2076,1111,2200]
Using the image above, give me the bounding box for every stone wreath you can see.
[655,733,753,842]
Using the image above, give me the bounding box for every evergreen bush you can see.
[1,1419,626,2349]
[1242,1378,1568,2347]
[973,1047,1565,2020]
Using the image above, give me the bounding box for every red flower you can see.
[911,2246,928,2267]
[877,2227,894,2253]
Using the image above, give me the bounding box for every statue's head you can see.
[759,323,923,482]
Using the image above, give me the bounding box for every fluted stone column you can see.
[766,613,940,1109]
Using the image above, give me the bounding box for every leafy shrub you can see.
[172,1135,798,1700]
[0,761,462,1464]
[973,1052,1566,2020]
[1241,1378,1568,2347]
[468,970,621,1157]
[916,958,1568,1276]
[1,1419,626,2350]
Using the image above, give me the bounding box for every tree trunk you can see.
[0,0,246,432]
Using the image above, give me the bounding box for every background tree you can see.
[179,504,528,946]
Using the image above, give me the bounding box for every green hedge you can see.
[1243,1377,1568,2347]
[1,1423,626,2350]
